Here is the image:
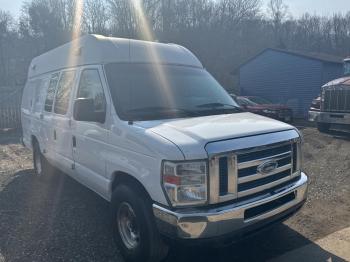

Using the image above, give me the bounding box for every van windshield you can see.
[105,63,241,121]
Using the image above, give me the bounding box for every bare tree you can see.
[1,0,350,90]
[267,0,288,47]
[0,11,15,85]
[83,0,109,34]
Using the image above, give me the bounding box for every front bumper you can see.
[318,112,350,125]
[153,172,308,240]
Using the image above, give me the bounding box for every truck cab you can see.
[313,58,350,132]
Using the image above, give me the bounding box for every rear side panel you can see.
[21,81,34,149]
[21,76,51,151]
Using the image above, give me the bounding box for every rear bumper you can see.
[153,172,308,240]
[318,112,350,125]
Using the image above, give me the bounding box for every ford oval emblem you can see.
[257,160,279,174]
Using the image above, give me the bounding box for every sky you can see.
[0,0,349,18]
[262,0,350,17]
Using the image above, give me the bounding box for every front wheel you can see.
[111,184,169,262]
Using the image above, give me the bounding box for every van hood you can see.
[135,112,295,159]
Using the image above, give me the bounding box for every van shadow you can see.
[165,225,347,262]
[0,170,346,262]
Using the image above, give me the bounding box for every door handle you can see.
[72,136,76,148]
[53,130,57,140]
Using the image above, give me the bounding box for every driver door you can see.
[70,66,109,197]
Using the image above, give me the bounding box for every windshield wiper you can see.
[197,103,239,108]
[196,103,242,111]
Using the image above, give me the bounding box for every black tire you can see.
[111,184,169,262]
[33,141,55,176]
[317,122,330,133]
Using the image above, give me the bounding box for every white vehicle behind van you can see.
[22,35,308,262]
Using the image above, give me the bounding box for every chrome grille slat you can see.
[209,157,220,203]
[238,172,300,198]
[323,87,350,112]
[227,155,237,196]
[238,164,292,184]
[238,151,291,169]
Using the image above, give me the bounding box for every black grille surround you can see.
[238,170,291,192]
[219,157,228,196]
[244,192,296,220]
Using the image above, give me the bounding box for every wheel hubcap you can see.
[117,202,140,249]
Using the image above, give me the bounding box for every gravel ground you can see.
[0,127,349,262]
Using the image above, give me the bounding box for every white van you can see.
[22,34,308,262]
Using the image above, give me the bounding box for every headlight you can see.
[162,160,207,207]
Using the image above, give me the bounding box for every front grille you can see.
[236,142,295,198]
[323,87,350,112]
[211,140,300,203]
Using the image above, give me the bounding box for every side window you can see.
[44,73,60,112]
[54,70,76,115]
[34,78,47,113]
[22,81,35,111]
[77,69,106,115]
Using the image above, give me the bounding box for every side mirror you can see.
[73,98,105,123]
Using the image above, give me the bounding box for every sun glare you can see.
[129,0,175,107]
[67,0,83,68]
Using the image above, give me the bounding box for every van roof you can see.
[28,34,203,79]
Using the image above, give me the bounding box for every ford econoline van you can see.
[21,34,308,262]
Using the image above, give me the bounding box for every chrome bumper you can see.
[319,112,350,125]
[153,172,308,239]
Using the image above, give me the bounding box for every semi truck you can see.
[310,57,350,132]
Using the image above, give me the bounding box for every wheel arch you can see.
[31,135,38,150]
[110,171,151,201]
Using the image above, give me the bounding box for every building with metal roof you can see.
[238,48,344,118]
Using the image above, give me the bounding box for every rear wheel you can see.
[111,184,169,262]
[33,142,44,176]
[33,141,55,176]
[317,122,330,133]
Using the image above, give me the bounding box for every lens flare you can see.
[66,0,83,67]
[72,0,83,41]
[129,0,174,108]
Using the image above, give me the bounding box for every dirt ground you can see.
[0,127,349,262]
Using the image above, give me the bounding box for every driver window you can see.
[77,69,106,120]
